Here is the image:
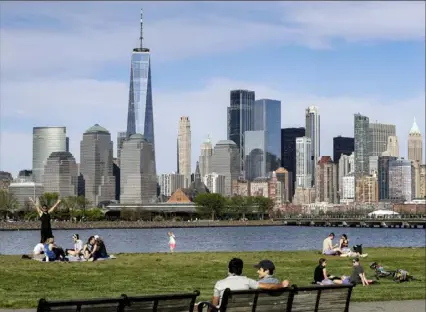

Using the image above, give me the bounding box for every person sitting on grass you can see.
[322,232,341,256]
[334,257,373,287]
[210,258,290,308]
[66,234,84,257]
[313,258,336,285]
[83,236,99,261]
[94,235,109,258]
[44,237,67,262]
[254,259,287,284]
[33,240,45,256]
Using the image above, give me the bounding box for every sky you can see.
[0,1,425,177]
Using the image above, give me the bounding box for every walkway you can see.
[0,300,424,312]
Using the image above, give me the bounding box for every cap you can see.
[94,235,100,239]
[254,260,275,271]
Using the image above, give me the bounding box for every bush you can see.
[153,215,164,222]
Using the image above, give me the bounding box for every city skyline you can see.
[0,2,425,176]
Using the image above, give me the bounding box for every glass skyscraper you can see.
[126,10,156,171]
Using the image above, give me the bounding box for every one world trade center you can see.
[126,9,156,168]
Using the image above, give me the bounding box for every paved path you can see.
[0,300,424,312]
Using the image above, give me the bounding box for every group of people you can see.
[322,232,368,258]
[29,197,108,262]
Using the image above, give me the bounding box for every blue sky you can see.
[0,1,425,176]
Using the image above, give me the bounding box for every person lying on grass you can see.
[210,258,290,308]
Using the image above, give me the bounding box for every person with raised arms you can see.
[29,197,61,242]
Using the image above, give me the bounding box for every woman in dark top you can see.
[29,197,61,242]
[339,234,351,254]
[314,258,335,285]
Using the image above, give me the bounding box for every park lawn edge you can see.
[0,247,425,308]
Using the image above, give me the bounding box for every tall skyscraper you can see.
[315,156,338,203]
[368,122,396,157]
[295,137,312,188]
[354,114,370,180]
[126,9,156,171]
[177,116,192,187]
[159,173,184,197]
[211,140,240,196]
[120,134,157,204]
[305,106,320,186]
[281,127,305,199]
[227,89,255,175]
[80,124,116,205]
[333,136,354,163]
[43,151,78,197]
[203,172,226,195]
[199,135,213,179]
[244,99,281,180]
[32,127,67,183]
[338,153,354,200]
[116,131,127,167]
[389,159,414,202]
[408,117,423,163]
[385,136,399,157]
[378,155,397,201]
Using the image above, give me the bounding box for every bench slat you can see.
[125,298,196,312]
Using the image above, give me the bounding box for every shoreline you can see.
[0,220,282,231]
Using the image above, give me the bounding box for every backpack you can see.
[352,244,363,255]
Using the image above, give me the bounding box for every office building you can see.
[126,10,156,172]
[120,133,157,204]
[159,173,184,197]
[305,106,320,186]
[315,156,338,203]
[368,122,396,157]
[66,137,69,152]
[338,153,354,200]
[354,113,370,180]
[333,136,354,163]
[32,126,67,183]
[341,175,355,203]
[245,130,266,180]
[227,90,255,175]
[369,156,379,175]
[385,136,399,157]
[80,124,116,205]
[9,181,44,208]
[281,127,305,199]
[408,118,423,163]
[419,164,426,198]
[177,116,191,187]
[389,159,414,202]
[377,156,397,201]
[355,174,378,203]
[275,167,291,203]
[43,151,78,197]
[116,131,127,167]
[295,137,312,188]
[203,172,226,195]
[211,140,240,196]
[199,135,213,179]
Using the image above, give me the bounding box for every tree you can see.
[61,196,91,221]
[253,196,274,219]
[0,190,19,219]
[38,192,60,208]
[193,193,226,220]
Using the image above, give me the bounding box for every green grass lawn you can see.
[0,247,424,308]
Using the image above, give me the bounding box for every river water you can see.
[0,226,424,255]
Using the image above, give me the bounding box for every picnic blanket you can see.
[28,255,117,262]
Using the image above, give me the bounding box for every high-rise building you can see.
[295,137,312,188]
[315,156,338,203]
[281,127,305,199]
[305,106,320,186]
[408,118,423,163]
[120,134,157,204]
[177,116,191,187]
[419,164,426,198]
[211,140,240,196]
[333,136,354,163]
[116,132,127,167]
[126,10,156,171]
[354,114,370,181]
[227,90,255,175]
[355,174,378,203]
[43,151,78,197]
[245,130,266,180]
[199,135,213,179]
[32,127,67,183]
[203,172,226,195]
[377,156,397,201]
[9,181,44,208]
[338,153,354,200]
[341,175,355,203]
[389,159,414,202]
[275,167,291,203]
[66,137,69,153]
[386,136,399,157]
[369,156,379,175]
[368,122,396,157]
[159,173,184,197]
[80,124,116,205]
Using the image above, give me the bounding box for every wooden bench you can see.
[37,290,200,312]
[197,284,353,312]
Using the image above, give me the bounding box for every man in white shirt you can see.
[322,233,340,255]
[211,258,289,308]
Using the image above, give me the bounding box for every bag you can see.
[352,244,363,255]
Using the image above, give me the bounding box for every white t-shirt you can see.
[74,239,83,252]
[33,243,44,255]
[322,237,333,253]
[213,275,259,305]
[169,234,176,244]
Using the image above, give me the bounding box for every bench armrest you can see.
[197,301,219,312]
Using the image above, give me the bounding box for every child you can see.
[168,232,176,253]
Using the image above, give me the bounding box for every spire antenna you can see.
[139,9,144,49]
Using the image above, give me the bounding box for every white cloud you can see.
[1,77,424,175]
